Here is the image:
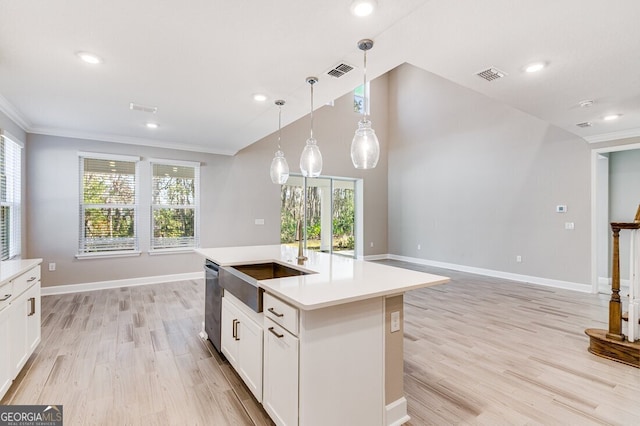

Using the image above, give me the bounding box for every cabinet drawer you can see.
[0,281,12,312]
[263,293,298,336]
[12,266,41,298]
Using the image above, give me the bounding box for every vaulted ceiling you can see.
[1,0,639,154]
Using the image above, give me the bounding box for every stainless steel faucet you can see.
[297,219,307,264]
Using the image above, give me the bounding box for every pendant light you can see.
[351,39,380,169]
[270,100,290,184]
[300,77,323,177]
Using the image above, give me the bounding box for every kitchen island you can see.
[196,245,448,426]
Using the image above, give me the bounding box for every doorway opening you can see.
[592,143,640,293]
[280,175,363,258]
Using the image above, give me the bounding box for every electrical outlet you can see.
[370,242,374,248]
[417,244,421,250]
[48,262,56,271]
[254,218,265,225]
[391,311,400,333]
[516,255,522,263]
[565,222,575,230]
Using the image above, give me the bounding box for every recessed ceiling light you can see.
[76,51,102,65]
[603,114,622,121]
[350,0,377,17]
[146,122,159,129]
[524,62,545,73]
[253,94,267,102]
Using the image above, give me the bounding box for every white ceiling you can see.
[1,0,639,154]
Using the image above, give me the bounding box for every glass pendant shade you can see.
[351,38,379,170]
[300,77,322,177]
[300,137,322,177]
[270,99,289,184]
[270,150,289,184]
[351,119,379,169]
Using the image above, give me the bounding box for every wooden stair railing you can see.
[585,204,640,367]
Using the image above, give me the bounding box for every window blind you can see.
[0,132,22,260]
[78,153,139,255]
[150,159,200,250]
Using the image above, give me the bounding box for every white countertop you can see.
[195,245,449,310]
[0,258,43,285]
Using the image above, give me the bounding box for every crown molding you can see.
[28,127,236,156]
[0,94,31,131]
[584,127,640,144]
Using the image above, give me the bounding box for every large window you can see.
[281,175,361,258]
[0,132,22,260]
[79,153,139,255]
[150,160,199,251]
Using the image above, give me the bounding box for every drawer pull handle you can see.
[28,297,36,316]
[233,319,240,341]
[268,307,284,317]
[0,294,11,302]
[268,327,284,338]
[27,276,37,282]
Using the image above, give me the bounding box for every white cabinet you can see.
[9,266,41,376]
[221,293,263,402]
[0,305,11,398]
[263,317,299,426]
[0,261,42,401]
[262,292,391,426]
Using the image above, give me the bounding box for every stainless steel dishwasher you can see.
[204,260,222,353]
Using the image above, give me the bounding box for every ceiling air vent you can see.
[129,102,158,113]
[327,63,354,78]
[576,121,593,128]
[476,67,506,81]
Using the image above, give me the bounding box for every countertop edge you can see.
[0,258,43,285]
[260,277,450,311]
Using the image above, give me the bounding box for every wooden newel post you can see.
[607,225,624,341]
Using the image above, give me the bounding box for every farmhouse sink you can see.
[219,262,312,312]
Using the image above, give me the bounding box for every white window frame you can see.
[0,131,23,260]
[149,158,200,254]
[77,152,141,259]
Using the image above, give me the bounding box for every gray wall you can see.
[26,75,389,287]
[387,64,592,285]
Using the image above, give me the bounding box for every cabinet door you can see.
[236,309,263,402]
[0,307,12,400]
[221,298,240,368]
[263,319,299,426]
[8,290,29,376]
[25,284,41,354]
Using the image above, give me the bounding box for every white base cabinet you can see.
[221,293,263,402]
[0,305,12,398]
[263,317,298,426]
[0,260,42,401]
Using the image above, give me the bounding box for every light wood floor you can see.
[3,261,639,425]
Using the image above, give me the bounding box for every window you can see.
[150,160,199,251]
[280,175,360,258]
[354,82,370,114]
[78,153,139,255]
[0,132,22,260]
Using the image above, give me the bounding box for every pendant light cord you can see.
[277,104,282,150]
[363,48,368,121]
[310,81,314,139]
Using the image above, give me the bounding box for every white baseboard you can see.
[363,254,390,261]
[385,397,410,426]
[41,271,204,296]
[597,276,631,294]
[368,254,591,293]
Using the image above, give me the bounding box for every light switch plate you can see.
[391,311,400,333]
[254,219,265,225]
